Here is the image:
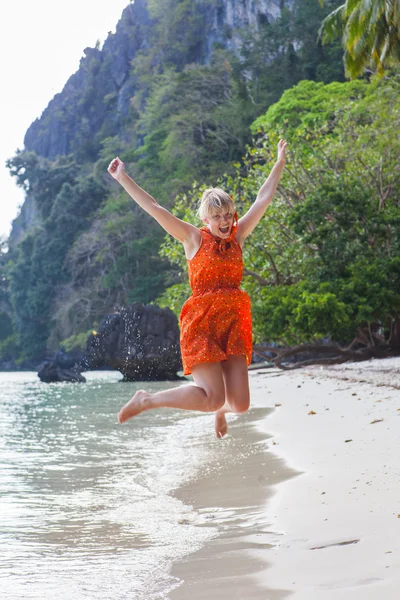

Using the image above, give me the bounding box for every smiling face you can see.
[198,187,235,238]
[204,209,235,238]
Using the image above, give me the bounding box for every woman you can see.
[107,139,287,437]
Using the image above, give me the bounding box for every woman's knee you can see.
[228,394,250,414]
[206,390,225,412]
[192,363,225,412]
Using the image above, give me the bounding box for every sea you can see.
[0,370,269,599]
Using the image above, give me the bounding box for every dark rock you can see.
[37,346,87,382]
[86,303,182,381]
[38,361,86,383]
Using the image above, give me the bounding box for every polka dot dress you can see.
[180,224,252,375]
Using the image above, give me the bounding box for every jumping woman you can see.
[108,139,287,437]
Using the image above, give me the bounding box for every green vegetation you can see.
[60,329,96,353]
[132,0,345,201]
[161,78,400,353]
[6,155,107,359]
[11,0,399,364]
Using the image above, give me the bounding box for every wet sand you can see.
[170,405,296,599]
[169,358,400,599]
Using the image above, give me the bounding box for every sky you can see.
[0,0,132,238]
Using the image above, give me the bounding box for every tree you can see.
[51,191,173,345]
[320,0,400,77]
[7,151,78,220]
[133,53,251,201]
[9,172,107,359]
[0,239,16,361]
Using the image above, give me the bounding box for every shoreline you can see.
[168,358,400,599]
[169,405,297,599]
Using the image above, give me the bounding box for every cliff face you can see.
[210,0,281,41]
[23,0,280,161]
[24,0,152,160]
[9,194,39,246]
[14,0,283,244]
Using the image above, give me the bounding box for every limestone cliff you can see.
[24,0,152,160]
[23,0,280,161]
[12,0,284,244]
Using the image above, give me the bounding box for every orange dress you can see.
[180,224,252,375]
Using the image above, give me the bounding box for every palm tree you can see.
[319,0,400,78]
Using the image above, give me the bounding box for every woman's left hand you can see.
[277,139,287,163]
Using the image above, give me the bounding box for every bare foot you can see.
[215,410,228,439]
[118,389,151,423]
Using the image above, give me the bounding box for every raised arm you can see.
[107,157,199,246]
[237,140,287,244]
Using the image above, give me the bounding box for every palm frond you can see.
[343,47,368,76]
[344,6,371,56]
[323,0,400,78]
[384,0,395,21]
[351,21,375,57]
[345,0,363,16]
[369,0,386,24]
[319,5,347,43]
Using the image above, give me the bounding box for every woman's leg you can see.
[118,361,226,423]
[215,355,250,438]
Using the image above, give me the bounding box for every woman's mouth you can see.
[219,225,230,235]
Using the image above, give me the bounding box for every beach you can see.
[1,363,399,599]
[170,358,400,599]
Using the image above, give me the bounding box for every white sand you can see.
[254,358,400,599]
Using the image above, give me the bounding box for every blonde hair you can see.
[198,188,234,220]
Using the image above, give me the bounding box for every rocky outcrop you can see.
[86,303,182,381]
[24,0,152,160]
[203,0,281,60]
[38,362,86,383]
[38,348,87,382]
[11,0,285,243]
[8,194,40,246]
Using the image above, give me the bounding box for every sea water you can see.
[0,371,231,600]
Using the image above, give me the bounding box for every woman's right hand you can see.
[107,157,125,181]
